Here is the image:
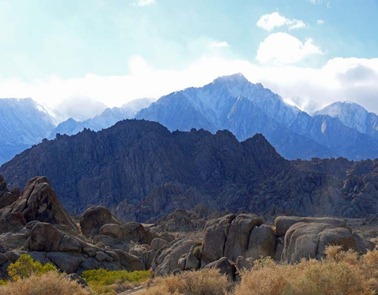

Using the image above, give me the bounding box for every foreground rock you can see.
[149,213,374,279]
[0,177,165,278]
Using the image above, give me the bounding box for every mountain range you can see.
[0,98,55,164]
[1,74,378,164]
[0,119,377,222]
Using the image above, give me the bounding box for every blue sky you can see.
[0,0,377,120]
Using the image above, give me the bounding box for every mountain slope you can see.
[1,119,376,221]
[315,101,378,137]
[136,74,378,160]
[0,98,55,164]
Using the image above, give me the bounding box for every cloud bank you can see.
[1,56,377,121]
[256,32,323,65]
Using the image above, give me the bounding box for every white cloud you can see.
[317,19,325,25]
[256,12,306,31]
[131,0,156,7]
[1,56,378,120]
[256,32,323,65]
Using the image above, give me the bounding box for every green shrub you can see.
[81,268,150,294]
[7,254,57,281]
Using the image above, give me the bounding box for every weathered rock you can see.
[245,224,276,260]
[0,177,78,234]
[114,249,144,271]
[224,213,264,261]
[0,232,29,252]
[204,257,237,281]
[0,176,19,209]
[282,222,367,263]
[201,214,235,265]
[26,222,63,252]
[275,216,347,237]
[153,209,206,232]
[58,235,82,253]
[100,223,123,240]
[47,252,84,273]
[153,239,197,276]
[150,238,168,251]
[120,222,157,244]
[0,212,26,233]
[80,206,121,238]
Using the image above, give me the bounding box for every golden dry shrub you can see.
[0,271,91,295]
[140,268,229,295]
[234,258,292,295]
[235,248,377,295]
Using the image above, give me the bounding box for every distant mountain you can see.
[1,119,377,221]
[0,98,55,164]
[315,101,378,138]
[50,98,152,138]
[136,74,378,160]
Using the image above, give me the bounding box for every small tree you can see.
[7,254,57,281]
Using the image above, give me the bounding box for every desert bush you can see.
[140,268,229,295]
[81,268,150,295]
[234,247,377,295]
[7,254,57,281]
[0,271,90,295]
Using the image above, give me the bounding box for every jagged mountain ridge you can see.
[2,75,378,164]
[0,98,55,164]
[0,119,376,221]
[136,74,378,160]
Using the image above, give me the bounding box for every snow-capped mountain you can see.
[136,74,378,160]
[2,75,378,163]
[315,101,378,138]
[0,98,55,164]
[50,98,153,138]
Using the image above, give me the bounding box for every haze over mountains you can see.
[1,73,378,164]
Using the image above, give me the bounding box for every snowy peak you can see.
[315,101,378,136]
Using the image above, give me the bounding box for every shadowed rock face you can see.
[0,176,78,234]
[0,120,377,221]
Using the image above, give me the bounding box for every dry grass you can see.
[141,247,378,295]
[0,271,91,295]
[234,246,377,295]
[140,268,229,295]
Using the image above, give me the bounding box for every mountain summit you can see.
[136,74,378,160]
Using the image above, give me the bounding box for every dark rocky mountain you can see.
[1,119,377,222]
[136,74,378,160]
[0,98,55,164]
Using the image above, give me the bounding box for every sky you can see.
[0,0,377,121]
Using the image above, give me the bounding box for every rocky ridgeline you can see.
[0,175,375,280]
[1,120,377,222]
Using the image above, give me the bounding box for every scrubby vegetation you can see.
[6,253,57,281]
[0,271,90,295]
[1,248,376,295]
[142,247,378,295]
[139,268,229,295]
[81,268,151,294]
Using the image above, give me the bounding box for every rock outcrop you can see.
[0,176,165,278]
